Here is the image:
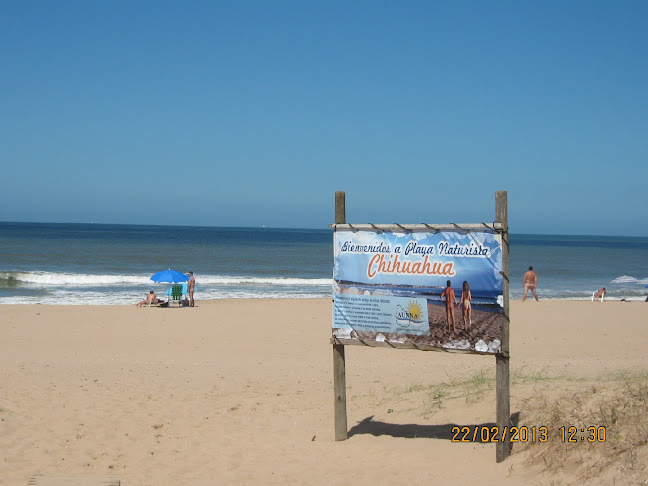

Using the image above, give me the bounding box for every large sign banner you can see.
[332,229,506,354]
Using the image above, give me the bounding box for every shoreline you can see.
[1,299,647,485]
[1,294,647,306]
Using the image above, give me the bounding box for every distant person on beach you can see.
[187,271,195,307]
[522,266,539,301]
[440,280,458,331]
[459,280,472,330]
[136,290,163,307]
[592,287,607,302]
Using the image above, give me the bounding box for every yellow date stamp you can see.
[451,425,606,443]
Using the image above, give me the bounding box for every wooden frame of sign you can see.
[330,191,512,462]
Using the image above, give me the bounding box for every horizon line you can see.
[1,220,646,239]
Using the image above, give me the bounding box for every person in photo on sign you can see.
[441,280,458,331]
[592,287,607,302]
[459,280,472,330]
[522,266,539,301]
[187,271,195,307]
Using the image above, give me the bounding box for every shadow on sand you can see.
[348,411,520,442]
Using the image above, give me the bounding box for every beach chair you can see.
[170,284,184,306]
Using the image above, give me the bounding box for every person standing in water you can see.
[522,266,539,301]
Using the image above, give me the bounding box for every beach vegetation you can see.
[353,366,648,482]
[516,370,648,484]
[375,367,576,418]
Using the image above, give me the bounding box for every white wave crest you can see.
[610,275,648,285]
[1,271,332,287]
[1,272,149,286]
[197,275,332,286]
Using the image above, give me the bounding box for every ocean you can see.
[1,222,647,305]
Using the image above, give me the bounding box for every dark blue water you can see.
[0,223,646,304]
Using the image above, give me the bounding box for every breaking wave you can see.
[0,271,331,288]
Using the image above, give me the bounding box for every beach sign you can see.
[330,191,512,463]
[333,230,506,354]
[332,229,506,354]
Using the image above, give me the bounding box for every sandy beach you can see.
[1,299,647,485]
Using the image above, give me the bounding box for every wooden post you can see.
[333,191,348,441]
[495,191,511,462]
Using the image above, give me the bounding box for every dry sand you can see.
[1,299,647,485]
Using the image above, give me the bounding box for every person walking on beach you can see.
[522,266,539,302]
[459,280,472,330]
[187,271,195,307]
[592,287,607,302]
[441,280,458,331]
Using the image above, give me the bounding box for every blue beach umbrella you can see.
[150,269,189,284]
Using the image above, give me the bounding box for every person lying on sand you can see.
[136,291,164,307]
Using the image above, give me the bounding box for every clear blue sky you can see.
[2,1,646,235]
